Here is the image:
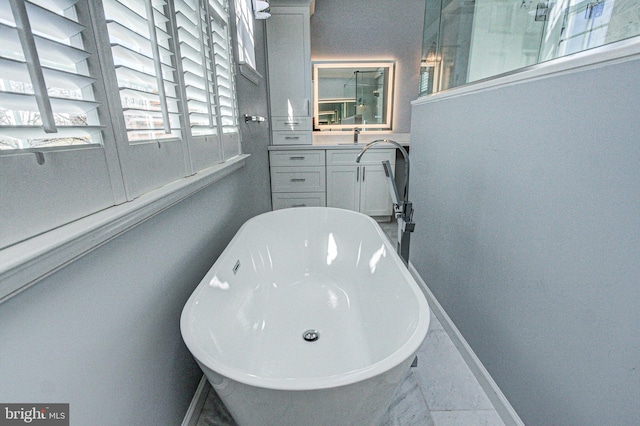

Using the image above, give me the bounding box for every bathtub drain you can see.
[302,329,320,342]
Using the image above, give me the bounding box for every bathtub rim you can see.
[180,207,430,391]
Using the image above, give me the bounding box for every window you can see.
[173,0,240,163]
[175,0,220,139]
[104,0,181,142]
[210,2,241,160]
[234,0,262,84]
[0,0,242,250]
[0,0,103,150]
[234,0,256,70]
[0,0,125,250]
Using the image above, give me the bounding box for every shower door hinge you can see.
[535,2,549,21]
[585,1,604,19]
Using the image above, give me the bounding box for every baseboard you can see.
[408,262,524,426]
[181,375,211,426]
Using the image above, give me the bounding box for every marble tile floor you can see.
[195,219,506,426]
[378,219,399,249]
[195,310,505,426]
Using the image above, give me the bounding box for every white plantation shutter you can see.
[212,13,238,134]
[103,0,180,142]
[175,0,218,137]
[209,0,229,28]
[0,0,103,149]
[172,0,240,169]
[96,0,187,199]
[0,0,244,249]
[209,0,240,160]
[0,0,125,249]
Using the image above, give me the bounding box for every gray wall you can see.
[0,22,272,426]
[310,0,425,133]
[409,56,640,425]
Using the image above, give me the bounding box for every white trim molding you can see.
[408,262,525,426]
[182,375,212,426]
[239,62,263,84]
[0,155,249,305]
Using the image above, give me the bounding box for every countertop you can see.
[267,132,410,150]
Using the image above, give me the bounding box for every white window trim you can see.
[0,154,248,305]
[239,61,263,85]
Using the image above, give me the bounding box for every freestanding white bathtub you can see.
[181,207,430,426]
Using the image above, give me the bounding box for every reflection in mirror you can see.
[313,61,394,131]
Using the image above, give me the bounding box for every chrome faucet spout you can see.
[356,139,409,201]
[356,139,414,265]
[353,127,360,143]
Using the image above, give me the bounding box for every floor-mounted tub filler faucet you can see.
[356,140,415,264]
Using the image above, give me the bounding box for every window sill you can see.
[239,62,263,85]
[0,154,249,304]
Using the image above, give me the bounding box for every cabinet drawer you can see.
[272,193,326,210]
[270,166,326,192]
[272,131,312,146]
[269,150,325,167]
[272,116,312,131]
[326,148,396,166]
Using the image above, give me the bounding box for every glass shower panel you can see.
[419,0,640,96]
[437,0,475,92]
[419,0,443,96]
[467,0,545,82]
[540,0,640,61]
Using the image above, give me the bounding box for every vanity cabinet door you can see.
[326,165,360,211]
[266,12,311,117]
[360,164,394,216]
[326,149,395,217]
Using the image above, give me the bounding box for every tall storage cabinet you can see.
[265,1,313,145]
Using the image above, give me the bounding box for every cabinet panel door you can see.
[326,165,359,211]
[266,13,310,117]
[360,165,393,216]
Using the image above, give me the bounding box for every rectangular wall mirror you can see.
[313,61,395,131]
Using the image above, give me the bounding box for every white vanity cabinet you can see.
[269,150,326,209]
[265,2,313,145]
[326,149,396,217]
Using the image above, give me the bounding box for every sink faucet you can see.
[356,139,415,264]
[353,127,360,143]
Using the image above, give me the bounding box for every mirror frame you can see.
[313,61,395,131]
